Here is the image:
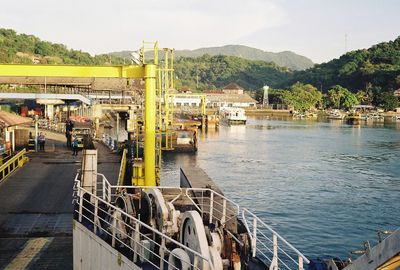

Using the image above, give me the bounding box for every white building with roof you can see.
[173,83,257,109]
[206,93,256,108]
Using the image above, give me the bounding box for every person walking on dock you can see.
[38,132,45,152]
[66,120,74,148]
[72,137,79,156]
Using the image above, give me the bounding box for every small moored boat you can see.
[219,107,247,125]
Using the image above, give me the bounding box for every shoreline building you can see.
[172,83,257,108]
[171,83,257,109]
[206,83,257,108]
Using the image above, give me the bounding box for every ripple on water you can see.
[161,118,400,260]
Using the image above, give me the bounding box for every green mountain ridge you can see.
[110,44,314,71]
[279,36,400,93]
[174,54,290,91]
[0,28,125,65]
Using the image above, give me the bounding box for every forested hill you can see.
[174,54,289,90]
[0,28,124,65]
[280,36,400,93]
[111,44,314,71]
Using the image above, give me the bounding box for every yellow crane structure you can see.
[0,43,172,187]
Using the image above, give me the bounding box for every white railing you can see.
[76,173,310,270]
[74,176,214,270]
[183,188,310,269]
[240,209,309,270]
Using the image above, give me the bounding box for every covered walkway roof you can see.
[0,110,32,127]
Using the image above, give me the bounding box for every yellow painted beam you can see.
[144,64,156,186]
[0,64,145,78]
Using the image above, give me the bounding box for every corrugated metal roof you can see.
[0,110,32,127]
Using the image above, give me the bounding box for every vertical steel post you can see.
[11,129,15,153]
[102,176,106,201]
[298,256,304,270]
[133,222,140,263]
[78,192,83,222]
[209,192,214,224]
[144,64,157,186]
[35,116,38,152]
[94,199,98,234]
[160,237,166,270]
[116,112,119,145]
[270,234,278,270]
[252,218,257,257]
[222,199,227,224]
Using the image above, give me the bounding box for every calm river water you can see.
[161,117,400,260]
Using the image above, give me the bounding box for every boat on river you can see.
[219,107,247,125]
[327,110,345,120]
[346,112,361,125]
[369,113,385,122]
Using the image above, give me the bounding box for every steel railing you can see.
[0,149,28,183]
[73,175,214,270]
[184,188,310,269]
[87,173,310,269]
[117,148,127,187]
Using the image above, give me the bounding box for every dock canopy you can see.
[0,111,32,127]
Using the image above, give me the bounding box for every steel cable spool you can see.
[168,248,191,270]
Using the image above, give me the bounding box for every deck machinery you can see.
[1,43,397,270]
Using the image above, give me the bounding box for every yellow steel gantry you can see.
[0,59,158,186]
[0,64,145,78]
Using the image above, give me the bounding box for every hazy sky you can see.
[1,0,399,63]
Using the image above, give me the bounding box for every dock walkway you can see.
[0,130,120,269]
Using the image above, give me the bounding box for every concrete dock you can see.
[0,131,120,269]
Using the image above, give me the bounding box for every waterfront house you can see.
[206,93,257,108]
[205,83,257,108]
[172,83,257,108]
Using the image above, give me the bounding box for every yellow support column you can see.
[144,64,157,186]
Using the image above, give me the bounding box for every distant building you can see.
[206,83,257,108]
[206,93,257,108]
[221,83,244,95]
[172,96,201,107]
[172,83,257,108]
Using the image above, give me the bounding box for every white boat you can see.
[327,110,345,120]
[369,113,384,122]
[219,107,247,124]
[293,111,306,119]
